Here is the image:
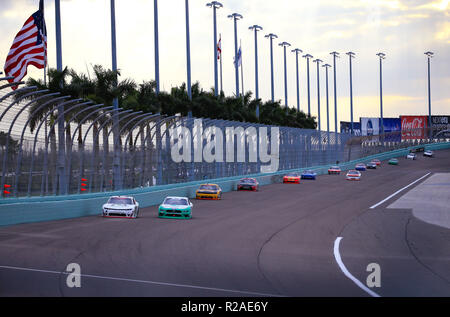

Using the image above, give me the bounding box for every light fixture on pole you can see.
[302,54,313,117]
[292,48,303,112]
[185,0,192,105]
[330,51,340,135]
[279,42,291,109]
[264,33,278,102]
[313,58,323,131]
[206,1,223,97]
[425,51,434,138]
[249,25,263,118]
[322,63,331,138]
[228,13,243,98]
[376,52,386,138]
[154,0,160,95]
[346,52,356,135]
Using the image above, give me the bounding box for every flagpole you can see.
[185,0,192,103]
[54,0,67,194]
[43,1,47,86]
[240,39,244,98]
[154,0,160,95]
[55,0,62,71]
[111,0,122,190]
[219,34,223,95]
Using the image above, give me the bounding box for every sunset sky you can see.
[1,0,449,131]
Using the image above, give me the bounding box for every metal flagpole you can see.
[185,0,192,102]
[41,0,47,85]
[55,0,62,71]
[219,34,223,94]
[54,0,66,194]
[240,40,244,97]
[154,0,160,95]
[110,0,122,190]
[228,13,243,97]
[207,2,223,96]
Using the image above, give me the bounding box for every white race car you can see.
[346,170,361,181]
[406,153,417,160]
[102,196,140,218]
[423,150,434,158]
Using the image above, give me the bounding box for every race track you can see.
[0,149,449,297]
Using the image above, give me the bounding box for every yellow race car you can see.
[195,184,222,200]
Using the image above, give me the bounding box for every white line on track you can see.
[333,237,381,297]
[0,265,282,297]
[370,172,431,209]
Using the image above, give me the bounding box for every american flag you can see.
[4,0,47,90]
[217,36,222,60]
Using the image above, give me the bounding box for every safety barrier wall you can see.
[0,142,449,227]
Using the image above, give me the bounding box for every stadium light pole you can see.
[185,0,192,105]
[313,59,323,131]
[249,25,263,118]
[110,0,122,190]
[279,42,291,109]
[264,33,278,102]
[323,63,331,137]
[330,52,340,135]
[228,13,243,98]
[206,2,223,97]
[303,54,313,117]
[55,0,62,71]
[292,48,303,112]
[425,51,434,138]
[346,52,355,135]
[376,52,386,138]
[55,0,66,194]
[154,0,160,95]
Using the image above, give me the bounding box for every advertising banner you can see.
[431,115,450,138]
[360,118,380,136]
[383,118,401,142]
[401,116,428,140]
[340,121,361,136]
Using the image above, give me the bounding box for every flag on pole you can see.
[237,46,242,67]
[217,36,222,60]
[234,46,242,68]
[4,0,47,89]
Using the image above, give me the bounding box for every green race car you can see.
[158,197,193,219]
[388,158,399,165]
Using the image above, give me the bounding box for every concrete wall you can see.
[1,142,448,227]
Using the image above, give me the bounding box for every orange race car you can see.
[283,172,301,184]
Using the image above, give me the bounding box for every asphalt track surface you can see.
[0,150,449,297]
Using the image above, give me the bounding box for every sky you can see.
[1,0,449,132]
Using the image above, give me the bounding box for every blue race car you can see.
[301,170,317,180]
[355,163,367,171]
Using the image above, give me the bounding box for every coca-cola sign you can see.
[401,116,428,140]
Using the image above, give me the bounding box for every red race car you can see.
[283,172,301,184]
[371,159,381,166]
[237,178,259,191]
[328,165,341,175]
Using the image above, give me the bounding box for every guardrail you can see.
[1,141,448,227]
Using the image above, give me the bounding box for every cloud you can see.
[435,21,450,43]
[415,0,449,11]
